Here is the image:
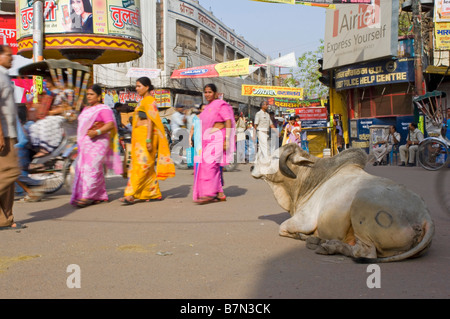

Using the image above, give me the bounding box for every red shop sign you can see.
[0,15,18,54]
[295,107,328,120]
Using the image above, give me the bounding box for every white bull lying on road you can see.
[251,144,435,263]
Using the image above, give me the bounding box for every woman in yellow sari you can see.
[120,77,175,204]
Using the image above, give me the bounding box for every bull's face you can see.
[251,148,282,181]
[251,144,314,183]
[251,144,315,214]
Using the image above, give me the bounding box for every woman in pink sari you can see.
[193,83,235,204]
[70,84,122,208]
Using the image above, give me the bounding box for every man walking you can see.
[254,100,275,162]
[399,122,424,167]
[0,45,24,230]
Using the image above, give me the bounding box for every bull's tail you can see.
[353,219,435,263]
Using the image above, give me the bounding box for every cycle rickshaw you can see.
[413,91,450,171]
[17,59,91,195]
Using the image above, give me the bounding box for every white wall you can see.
[93,0,158,88]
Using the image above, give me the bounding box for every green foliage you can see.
[398,0,412,36]
[282,39,328,99]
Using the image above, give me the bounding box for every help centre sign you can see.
[323,0,398,70]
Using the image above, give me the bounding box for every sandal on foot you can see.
[75,199,94,208]
[33,151,49,158]
[194,196,218,205]
[145,196,163,202]
[0,222,27,231]
[93,200,107,205]
[120,196,135,205]
[216,195,226,202]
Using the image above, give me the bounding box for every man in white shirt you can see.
[372,125,401,166]
[235,112,246,163]
[0,45,24,230]
[254,100,275,161]
[399,122,424,166]
[170,104,187,142]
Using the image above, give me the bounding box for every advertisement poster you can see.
[153,89,171,108]
[295,107,328,120]
[434,0,450,22]
[0,15,18,54]
[435,22,450,50]
[250,0,373,9]
[170,58,249,79]
[242,84,304,99]
[16,0,141,40]
[323,0,398,70]
[268,97,299,108]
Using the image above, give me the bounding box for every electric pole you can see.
[32,0,44,62]
[412,0,424,96]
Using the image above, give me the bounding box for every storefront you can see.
[269,97,330,158]
[103,87,175,125]
[335,57,416,153]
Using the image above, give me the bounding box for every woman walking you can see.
[71,84,122,208]
[120,77,175,204]
[192,83,235,204]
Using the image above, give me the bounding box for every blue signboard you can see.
[335,58,415,91]
[350,116,414,153]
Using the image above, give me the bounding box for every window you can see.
[353,83,413,118]
[176,21,197,51]
[249,60,257,81]
[236,52,244,60]
[226,47,235,61]
[215,40,225,63]
[260,67,266,84]
[200,30,213,59]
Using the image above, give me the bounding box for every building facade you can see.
[93,0,272,113]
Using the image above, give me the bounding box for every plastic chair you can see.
[301,140,309,153]
[389,144,399,165]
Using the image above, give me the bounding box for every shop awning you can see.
[425,65,450,75]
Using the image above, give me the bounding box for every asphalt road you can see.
[0,162,449,300]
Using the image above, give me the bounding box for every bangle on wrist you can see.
[96,129,101,136]
[146,138,152,143]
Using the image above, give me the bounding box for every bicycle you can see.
[414,91,449,171]
[418,137,449,171]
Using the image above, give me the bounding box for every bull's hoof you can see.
[314,245,330,255]
[315,240,339,255]
[306,236,325,250]
[296,233,311,241]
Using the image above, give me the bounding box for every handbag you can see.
[186,147,194,168]
[90,121,104,131]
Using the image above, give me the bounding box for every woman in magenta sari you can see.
[193,83,235,204]
[70,84,122,208]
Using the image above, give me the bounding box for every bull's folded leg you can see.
[279,217,315,240]
[315,239,354,257]
[315,239,377,259]
[279,230,309,240]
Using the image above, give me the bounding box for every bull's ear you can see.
[279,144,313,178]
[290,153,314,166]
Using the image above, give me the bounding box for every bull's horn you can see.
[279,144,298,179]
[279,144,314,179]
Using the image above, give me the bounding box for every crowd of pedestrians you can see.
[7,39,439,232]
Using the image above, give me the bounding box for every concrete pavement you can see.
[0,162,449,299]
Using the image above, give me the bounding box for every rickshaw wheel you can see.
[418,139,449,171]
